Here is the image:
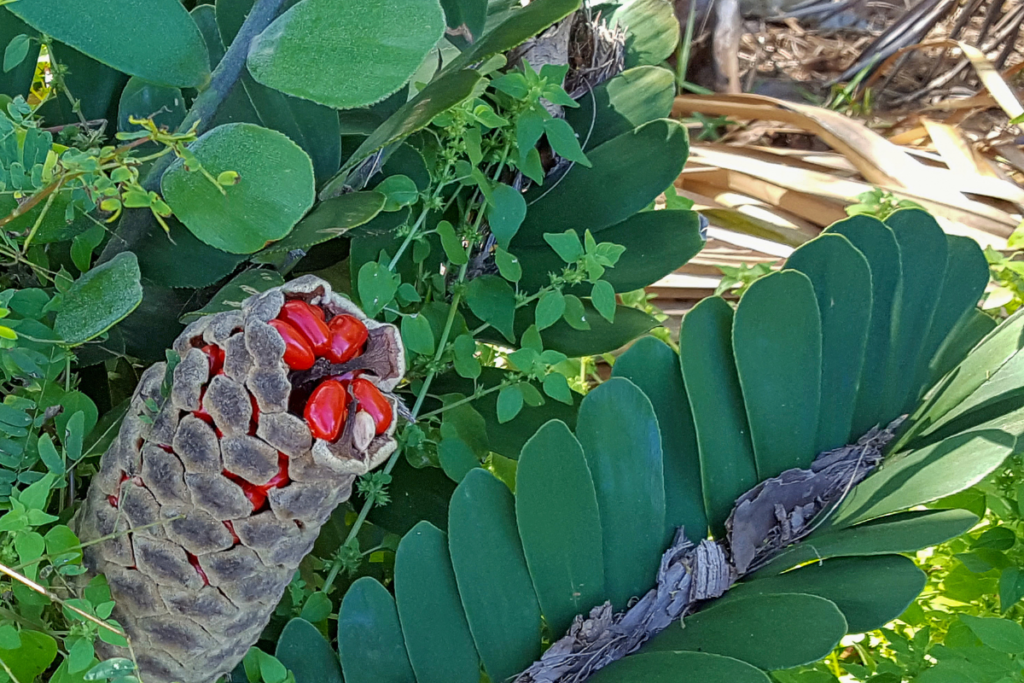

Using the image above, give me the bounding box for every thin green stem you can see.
[8,517,179,573]
[42,38,88,127]
[676,0,698,92]
[388,203,433,271]
[320,559,343,596]
[20,187,58,253]
[336,263,470,558]
[417,380,507,420]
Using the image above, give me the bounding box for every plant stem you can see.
[675,0,698,93]
[20,183,59,253]
[388,203,433,271]
[417,380,507,420]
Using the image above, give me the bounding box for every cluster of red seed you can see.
[269,299,394,442]
[104,298,395,588]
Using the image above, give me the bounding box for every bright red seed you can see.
[349,378,393,435]
[249,394,260,436]
[200,344,225,375]
[187,553,210,586]
[107,495,118,508]
[261,453,290,490]
[268,319,316,370]
[304,380,348,441]
[324,315,368,364]
[223,520,241,545]
[277,300,331,356]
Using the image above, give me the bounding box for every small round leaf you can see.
[161,123,315,254]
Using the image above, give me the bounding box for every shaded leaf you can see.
[448,469,542,681]
[576,378,665,610]
[643,593,847,670]
[161,123,315,254]
[465,275,516,341]
[9,0,208,87]
[338,578,416,683]
[248,0,444,109]
[54,252,143,345]
[275,618,343,683]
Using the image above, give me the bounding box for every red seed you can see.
[223,470,267,512]
[304,380,348,441]
[349,378,393,435]
[201,344,225,375]
[187,553,210,586]
[268,319,316,370]
[324,315,368,364]
[248,394,260,436]
[107,495,118,508]
[223,520,241,545]
[277,300,331,356]
[260,452,290,491]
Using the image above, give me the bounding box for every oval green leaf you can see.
[395,522,481,683]
[678,296,758,537]
[643,593,847,670]
[161,122,315,254]
[613,336,707,542]
[516,119,689,246]
[884,209,948,414]
[465,275,516,342]
[449,469,542,681]
[729,555,925,633]
[758,508,979,577]
[253,191,385,260]
[248,0,445,109]
[960,615,1024,654]
[823,215,902,439]
[832,429,1014,527]
[512,303,658,357]
[589,651,770,683]
[338,578,416,683]
[117,76,186,135]
[517,209,705,293]
[901,309,1024,448]
[784,233,871,452]
[565,66,676,148]
[909,234,988,407]
[614,0,680,68]
[275,617,343,683]
[576,378,665,610]
[8,0,208,87]
[516,420,605,635]
[733,270,822,477]
[54,252,143,345]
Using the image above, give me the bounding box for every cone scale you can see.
[75,275,405,683]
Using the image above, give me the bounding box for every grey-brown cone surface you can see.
[75,275,405,683]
